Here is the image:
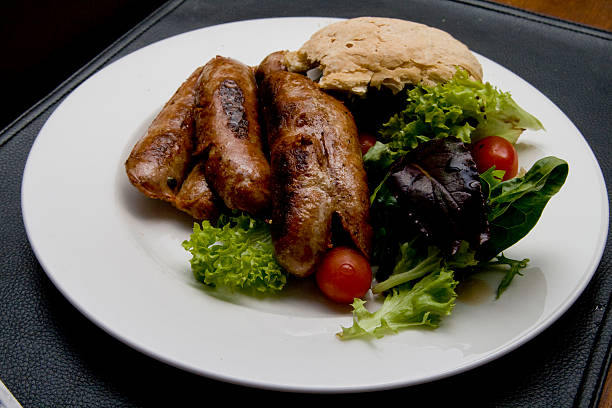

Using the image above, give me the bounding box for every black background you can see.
[0,0,167,130]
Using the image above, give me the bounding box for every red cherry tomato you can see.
[359,132,377,156]
[470,136,519,180]
[316,247,372,304]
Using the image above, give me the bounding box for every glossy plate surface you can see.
[22,17,608,392]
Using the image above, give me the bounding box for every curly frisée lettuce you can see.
[182,213,286,293]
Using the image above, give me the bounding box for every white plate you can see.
[21,17,608,392]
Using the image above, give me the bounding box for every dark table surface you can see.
[1,1,611,406]
[0,0,168,131]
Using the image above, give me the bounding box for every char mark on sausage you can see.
[218,79,249,139]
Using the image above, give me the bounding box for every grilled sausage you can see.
[125,66,203,202]
[125,66,219,220]
[259,70,372,277]
[194,56,271,215]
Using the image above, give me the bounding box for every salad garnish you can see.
[337,71,567,339]
[182,213,286,293]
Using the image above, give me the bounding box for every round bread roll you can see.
[285,17,483,96]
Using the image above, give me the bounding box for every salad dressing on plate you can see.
[456,277,493,305]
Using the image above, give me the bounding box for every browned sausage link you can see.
[269,128,335,277]
[173,162,218,220]
[125,66,203,202]
[259,70,372,277]
[194,56,271,215]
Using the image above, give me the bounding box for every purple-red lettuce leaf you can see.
[387,138,490,256]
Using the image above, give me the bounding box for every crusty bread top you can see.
[285,17,483,96]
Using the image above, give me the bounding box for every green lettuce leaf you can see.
[182,213,286,293]
[373,240,477,294]
[433,70,544,144]
[338,268,457,340]
[363,69,544,174]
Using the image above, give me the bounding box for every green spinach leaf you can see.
[478,156,569,260]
